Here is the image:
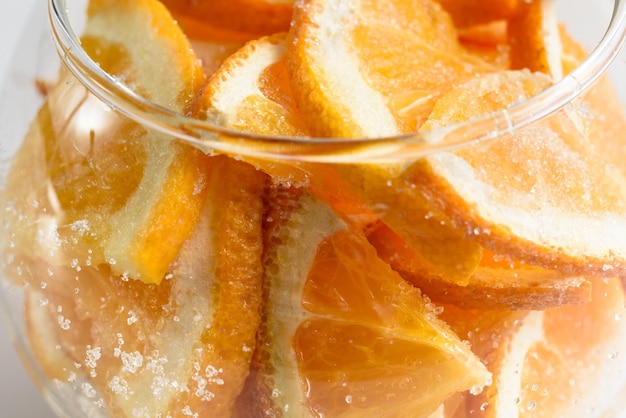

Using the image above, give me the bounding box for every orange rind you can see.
[369,224,592,310]
[287,0,494,138]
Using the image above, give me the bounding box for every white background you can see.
[0,0,56,416]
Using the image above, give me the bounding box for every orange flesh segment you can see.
[238,190,490,417]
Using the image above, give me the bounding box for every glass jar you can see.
[1,0,626,417]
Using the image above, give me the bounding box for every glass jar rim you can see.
[48,0,626,163]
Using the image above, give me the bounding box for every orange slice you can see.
[19,155,268,417]
[198,32,482,281]
[284,0,493,281]
[197,32,317,193]
[287,0,494,138]
[462,277,626,417]
[198,33,382,231]
[200,33,309,139]
[508,0,563,80]
[85,0,213,284]
[369,223,592,310]
[160,0,294,36]
[1,0,214,284]
[235,187,491,417]
[413,68,626,278]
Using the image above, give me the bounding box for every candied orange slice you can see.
[559,29,626,190]
[160,0,294,36]
[284,0,493,281]
[460,277,626,417]
[415,68,626,278]
[369,224,591,310]
[200,33,309,139]
[287,0,494,138]
[198,33,381,230]
[85,0,212,284]
[350,166,485,283]
[197,33,310,186]
[198,33,481,281]
[508,0,563,80]
[20,156,268,416]
[1,0,214,284]
[235,188,491,417]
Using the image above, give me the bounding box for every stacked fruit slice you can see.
[2,0,626,417]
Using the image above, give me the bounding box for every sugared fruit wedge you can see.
[234,188,491,417]
[20,155,268,417]
[3,0,213,284]
[442,277,626,417]
[414,69,626,278]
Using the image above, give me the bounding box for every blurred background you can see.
[0,0,56,416]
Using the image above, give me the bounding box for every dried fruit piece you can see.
[235,189,491,417]
[1,0,213,284]
[20,156,268,417]
[463,278,626,417]
[369,224,592,310]
[287,0,493,137]
[416,69,626,278]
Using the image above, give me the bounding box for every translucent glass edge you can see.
[48,0,626,162]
